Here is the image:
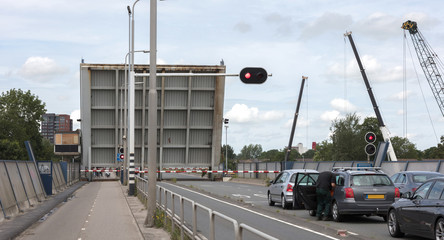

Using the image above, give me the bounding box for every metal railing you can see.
[135,176,278,240]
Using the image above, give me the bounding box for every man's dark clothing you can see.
[316,171,335,219]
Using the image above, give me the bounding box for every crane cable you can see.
[403,31,439,143]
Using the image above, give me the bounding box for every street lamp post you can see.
[128,0,140,196]
[144,0,158,227]
[225,124,228,173]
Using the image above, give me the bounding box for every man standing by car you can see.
[316,171,336,220]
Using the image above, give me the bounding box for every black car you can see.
[388,177,444,239]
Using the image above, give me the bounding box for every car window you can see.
[351,174,392,186]
[391,173,399,182]
[428,181,444,199]
[296,173,319,186]
[278,172,289,183]
[413,181,433,200]
[290,173,297,183]
[273,173,283,184]
[413,174,441,183]
[336,175,345,186]
[398,174,406,184]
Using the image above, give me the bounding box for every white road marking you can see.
[232,194,251,198]
[162,182,341,240]
[253,194,267,198]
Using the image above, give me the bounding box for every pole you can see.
[283,76,308,170]
[128,0,139,196]
[225,125,228,172]
[144,0,158,227]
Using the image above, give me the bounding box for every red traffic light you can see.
[240,67,268,84]
[365,132,376,143]
[120,154,124,160]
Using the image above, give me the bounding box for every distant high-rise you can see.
[41,113,72,143]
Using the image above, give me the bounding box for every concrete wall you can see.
[237,160,444,180]
[0,160,80,222]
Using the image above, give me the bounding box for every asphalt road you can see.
[162,177,431,240]
[158,180,361,240]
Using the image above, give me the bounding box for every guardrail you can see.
[135,176,278,240]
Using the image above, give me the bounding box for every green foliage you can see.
[221,144,236,170]
[390,136,419,159]
[0,89,53,160]
[238,144,263,160]
[259,149,284,162]
[423,136,444,159]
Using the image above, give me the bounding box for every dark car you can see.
[297,167,400,222]
[391,171,444,197]
[387,177,444,239]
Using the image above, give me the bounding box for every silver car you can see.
[391,171,444,197]
[268,169,319,209]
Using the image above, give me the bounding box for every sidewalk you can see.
[120,183,171,240]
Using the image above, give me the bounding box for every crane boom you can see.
[284,76,308,170]
[344,32,398,161]
[402,20,444,117]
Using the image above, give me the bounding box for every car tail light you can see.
[345,187,354,198]
[395,187,400,198]
[286,184,293,192]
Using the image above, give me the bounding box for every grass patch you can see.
[154,208,192,240]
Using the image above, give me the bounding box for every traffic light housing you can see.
[365,144,376,156]
[364,132,376,156]
[240,67,268,84]
[119,147,124,154]
[365,132,376,143]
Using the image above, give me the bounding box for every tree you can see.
[330,113,365,161]
[423,136,444,159]
[313,140,334,161]
[259,149,284,162]
[0,89,51,160]
[221,144,236,170]
[238,144,263,160]
[390,136,419,159]
[302,149,315,159]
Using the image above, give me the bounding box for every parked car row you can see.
[267,168,444,239]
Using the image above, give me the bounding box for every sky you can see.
[1,0,444,155]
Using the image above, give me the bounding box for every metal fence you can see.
[237,160,444,179]
[135,176,278,240]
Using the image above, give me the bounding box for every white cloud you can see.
[225,104,284,123]
[234,21,252,33]
[300,12,353,39]
[18,57,68,83]
[327,55,402,83]
[390,90,413,101]
[330,98,357,112]
[284,117,310,128]
[321,110,340,122]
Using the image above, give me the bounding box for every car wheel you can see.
[268,192,275,206]
[309,210,316,216]
[332,201,343,222]
[281,195,288,209]
[435,218,444,240]
[387,209,404,237]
